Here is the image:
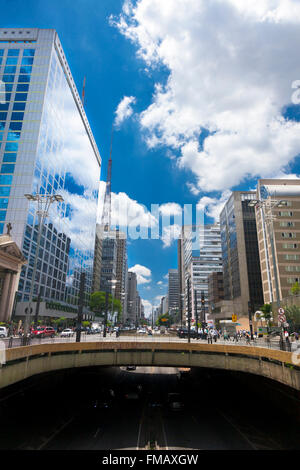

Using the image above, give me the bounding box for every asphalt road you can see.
[1,365,298,450]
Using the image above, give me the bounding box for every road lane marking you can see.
[216,409,257,450]
[136,408,146,450]
[37,417,74,450]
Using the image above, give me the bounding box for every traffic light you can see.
[201,292,205,305]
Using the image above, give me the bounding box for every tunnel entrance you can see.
[0,365,299,450]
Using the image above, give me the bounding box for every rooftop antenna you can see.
[101,125,114,232]
[82,76,86,107]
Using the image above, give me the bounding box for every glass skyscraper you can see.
[0,28,101,306]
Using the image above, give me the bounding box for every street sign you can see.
[232,314,237,323]
[278,307,285,315]
[278,314,286,323]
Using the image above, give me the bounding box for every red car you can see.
[31,326,56,338]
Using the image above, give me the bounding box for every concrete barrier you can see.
[0,341,299,391]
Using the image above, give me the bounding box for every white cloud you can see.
[197,190,232,222]
[114,95,136,126]
[157,281,163,285]
[113,0,300,193]
[97,181,156,230]
[161,223,182,248]
[129,264,152,284]
[141,299,153,315]
[159,202,182,217]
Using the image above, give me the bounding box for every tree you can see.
[90,291,122,325]
[156,314,171,327]
[90,291,107,317]
[52,317,68,329]
[284,305,300,332]
[291,281,300,296]
[260,303,273,330]
[82,321,91,328]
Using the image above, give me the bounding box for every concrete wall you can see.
[0,342,299,391]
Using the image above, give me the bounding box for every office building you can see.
[168,269,179,314]
[179,224,222,324]
[255,179,300,305]
[217,191,263,329]
[126,271,137,325]
[99,230,117,294]
[0,28,101,311]
[207,271,224,315]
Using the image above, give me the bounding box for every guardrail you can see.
[1,333,299,353]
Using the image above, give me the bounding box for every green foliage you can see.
[291,281,300,296]
[259,303,273,330]
[284,305,300,332]
[82,321,91,328]
[90,291,122,317]
[156,313,171,327]
[51,317,68,327]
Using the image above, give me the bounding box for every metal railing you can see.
[2,332,299,353]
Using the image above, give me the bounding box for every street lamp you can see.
[107,279,119,327]
[23,193,64,337]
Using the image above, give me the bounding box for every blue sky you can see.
[2,0,300,314]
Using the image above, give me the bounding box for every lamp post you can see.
[180,293,184,329]
[194,289,199,337]
[187,277,191,343]
[23,193,64,337]
[121,291,126,326]
[107,279,119,328]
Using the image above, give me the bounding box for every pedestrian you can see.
[284,330,289,342]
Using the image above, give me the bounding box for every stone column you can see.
[0,271,12,322]
[4,271,18,322]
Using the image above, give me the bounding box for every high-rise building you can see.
[0,28,101,309]
[99,230,117,294]
[216,191,263,329]
[179,224,222,324]
[208,271,224,314]
[126,271,137,325]
[160,295,168,315]
[115,230,127,314]
[92,223,103,293]
[168,269,179,315]
[255,179,300,305]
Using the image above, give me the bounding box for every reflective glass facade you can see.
[0,29,101,305]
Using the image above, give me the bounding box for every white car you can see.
[137,329,146,334]
[0,326,8,338]
[60,329,74,337]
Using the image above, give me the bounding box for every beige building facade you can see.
[0,233,26,322]
[256,179,300,306]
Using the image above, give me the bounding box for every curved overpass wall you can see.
[1,342,299,391]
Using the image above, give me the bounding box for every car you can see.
[31,326,55,338]
[177,328,199,339]
[60,328,74,337]
[0,326,8,338]
[124,392,139,400]
[89,392,114,412]
[167,393,184,411]
[148,392,163,408]
[137,329,146,334]
[126,365,136,371]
